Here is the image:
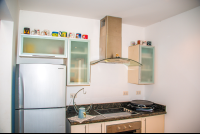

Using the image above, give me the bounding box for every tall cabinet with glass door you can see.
[128,45,154,85]
[67,39,90,86]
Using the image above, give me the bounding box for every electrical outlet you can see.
[70,93,77,98]
[136,91,141,95]
[123,91,128,96]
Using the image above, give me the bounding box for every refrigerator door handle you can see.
[18,76,24,109]
[19,110,24,133]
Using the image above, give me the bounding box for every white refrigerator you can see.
[15,64,66,133]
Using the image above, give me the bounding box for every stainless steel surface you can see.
[16,108,66,133]
[18,76,24,109]
[15,64,66,133]
[102,112,132,118]
[90,58,142,67]
[131,100,154,106]
[106,121,141,133]
[91,16,142,67]
[15,64,66,109]
[15,110,24,133]
[15,111,19,133]
[15,65,20,109]
[19,110,24,133]
[95,107,139,118]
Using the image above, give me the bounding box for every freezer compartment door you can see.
[16,64,66,109]
[15,108,66,133]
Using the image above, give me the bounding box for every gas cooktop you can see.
[127,100,165,113]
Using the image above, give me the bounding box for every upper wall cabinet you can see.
[19,34,68,58]
[128,45,155,85]
[67,39,90,86]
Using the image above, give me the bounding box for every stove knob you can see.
[123,126,127,130]
[129,125,132,128]
[117,127,121,130]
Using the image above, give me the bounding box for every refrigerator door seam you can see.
[16,107,66,110]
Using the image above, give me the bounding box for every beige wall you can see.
[0,20,14,133]
[0,0,19,133]
[17,10,146,105]
[145,6,200,133]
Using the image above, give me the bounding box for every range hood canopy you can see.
[90,16,142,67]
[90,58,142,66]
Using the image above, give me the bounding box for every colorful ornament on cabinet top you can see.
[24,27,30,34]
[52,31,58,37]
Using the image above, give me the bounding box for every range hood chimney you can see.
[100,16,122,59]
[91,16,142,66]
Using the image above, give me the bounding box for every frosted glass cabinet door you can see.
[19,34,68,58]
[139,46,154,84]
[67,39,90,85]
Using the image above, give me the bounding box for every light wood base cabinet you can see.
[67,115,165,133]
[88,123,105,133]
[144,115,165,133]
[70,122,104,133]
[71,124,87,133]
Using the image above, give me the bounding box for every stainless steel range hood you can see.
[90,16,142,67]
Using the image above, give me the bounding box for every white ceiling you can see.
[18,0,200,27]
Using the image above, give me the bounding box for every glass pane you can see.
[90,58,142,66]
[70,41,88,83]
[141,47,154,83]
[23,37,65,55]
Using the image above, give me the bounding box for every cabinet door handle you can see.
[32,55,56,58]
[85,125,86,133]
[19,110,24,133]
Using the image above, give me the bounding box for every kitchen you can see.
[0,0,200,133]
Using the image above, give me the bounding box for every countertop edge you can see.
[68,111,167,125]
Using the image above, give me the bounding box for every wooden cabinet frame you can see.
[128,45,155,85]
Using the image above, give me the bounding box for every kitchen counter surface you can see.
[66,101,166,125]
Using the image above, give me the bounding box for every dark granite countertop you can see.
[66,101,167,125]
